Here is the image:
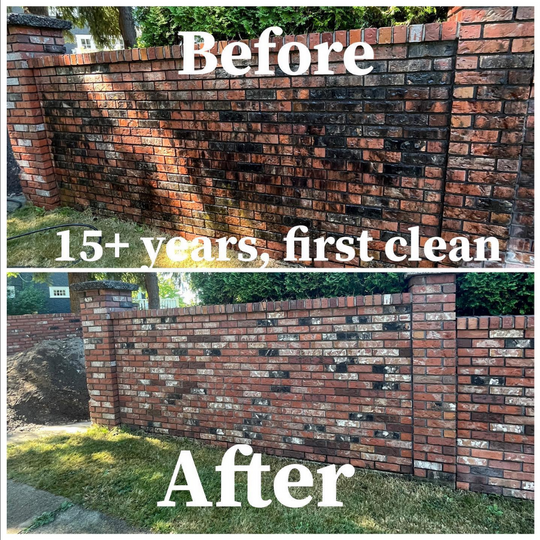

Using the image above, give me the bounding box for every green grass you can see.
[7,426,534,534]
[7,206,284,269]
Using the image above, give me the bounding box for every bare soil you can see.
[7,338,90,432]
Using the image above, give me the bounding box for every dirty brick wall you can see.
[7,313,82,355]
[6,7,535,267]
[457,315,534,499]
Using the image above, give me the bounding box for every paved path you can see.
[7,481,144,534]
[7,422,146,534]
[7,421,92,444]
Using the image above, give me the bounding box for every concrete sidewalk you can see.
[7,421,92,444]
[7,422,146,534]
[7,481,145,534]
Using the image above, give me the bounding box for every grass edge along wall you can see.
[6,7,534,268]
[67,273,534,499]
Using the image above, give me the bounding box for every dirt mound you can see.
[7,337,90,431]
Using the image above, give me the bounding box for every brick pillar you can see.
[7,13,71,209]
[442,7,534,265]
[71,280,138,426]
[408,273,457,484]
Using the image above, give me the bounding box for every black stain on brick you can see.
[271,385,291,393]
[505,339,533,348]
[346,315,370,324]
[349,413,374,421]
[304,424,326,432]
[259,349,279,357]
[373,382,399,390]
[269,370,290,378]
[374,430,400,439]
[382,322,409,331]
[257,319,277,327]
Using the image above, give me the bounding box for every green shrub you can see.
[7,285,47,315]
[187,273,407,305]
[135,6,447,46]
[187,272,534,317]
[456,273,534,316]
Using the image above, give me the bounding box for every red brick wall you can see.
[73,276,534,498]
[457,315,534,499]
[444,7,534,266]
[7,313,82,355]
[6,14,71,209]
[6,8,534,268]
[112,291,416,472]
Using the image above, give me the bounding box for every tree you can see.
[144,273,160,309]
[67,273,89,314]
[23,6,138,49]
[118,7,137,49]
[23,7,49,16]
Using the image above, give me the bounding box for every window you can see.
[7,286,15,299]
[49,287,70,298]
[76,35,95,52]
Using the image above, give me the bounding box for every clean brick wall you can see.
[457,315,534,499]
[6,7,534,268]
[7,313,82,355]
[74,275,534,498]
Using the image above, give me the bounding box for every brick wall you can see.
[6,7,534,268]
[7,313,82,355]
[72,276,534,498]
[444,7,534,266]
[457,315,534,499]
[6,13,72,209]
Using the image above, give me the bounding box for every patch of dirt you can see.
[7,338,90,432]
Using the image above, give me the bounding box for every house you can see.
[7,273,71,314]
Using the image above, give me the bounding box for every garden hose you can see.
[7,223,103,267]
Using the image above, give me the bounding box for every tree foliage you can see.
[187,273,407,305]
[456,273,534,316]
[23,6,137,49]
[55,7,124,49]
[7,285,47,315]
[135,6,447,46]
[187,272,534,317]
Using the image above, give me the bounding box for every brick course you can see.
[6,8,534,268]
[7,312,82,355]
[71,274,534,498]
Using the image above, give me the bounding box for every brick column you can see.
[7,13,71,209]
[408,273,457,484]
[442,7,534,265]
[71,280,138,426]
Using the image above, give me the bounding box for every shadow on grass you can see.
[7,426,534,534]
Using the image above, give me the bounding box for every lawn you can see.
[7,206,284,269]
[6,426,534,534]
